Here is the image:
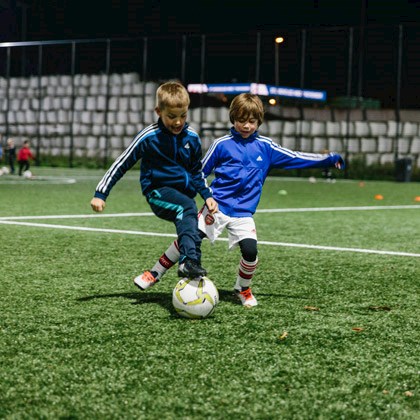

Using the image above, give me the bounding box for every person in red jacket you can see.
[17,140,35,176]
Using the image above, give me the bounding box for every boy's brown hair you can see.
[229,93,264,126]
[156,81,190,110]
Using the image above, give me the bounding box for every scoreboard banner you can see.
[187,83,326,101]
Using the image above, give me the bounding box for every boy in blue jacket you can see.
[135,93,344,306]
[90,81,218,283]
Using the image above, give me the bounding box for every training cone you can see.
[374,194,384,200]
[414,196,420,202]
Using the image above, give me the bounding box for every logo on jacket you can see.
[257,155,263,161]
[184,143,190,149]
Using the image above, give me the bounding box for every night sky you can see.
[2,0,420,108]
[1,0,419,42]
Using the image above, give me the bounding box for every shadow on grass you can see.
[77,289,307,306]
[77,289,240,312]
[76,289,242,320]
[77,289,312,319]
[256,292,311,300]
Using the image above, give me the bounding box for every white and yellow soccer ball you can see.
[172,276,219,319]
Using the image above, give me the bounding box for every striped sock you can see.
[151,240,180,279]
[235,257,258,291]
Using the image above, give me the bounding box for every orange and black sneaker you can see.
[234,287,258,307]
[134,270,159,290]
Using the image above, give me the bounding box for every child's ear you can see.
[155,107,161,117]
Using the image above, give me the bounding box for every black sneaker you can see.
[177,258,207,278]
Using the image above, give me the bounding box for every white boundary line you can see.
[0,216,419,258]
[0,205,419,221]
[0,176,76,185]
[0,220,175,238]
[257,240,420,257]
[0,212,154,220]
[257,205,420,213]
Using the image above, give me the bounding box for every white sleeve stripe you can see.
[201,135,231,166]
[257,135,329,161]
[96,123,158,193]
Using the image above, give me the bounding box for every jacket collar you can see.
[158,118,189,137]
[230,127,258,142]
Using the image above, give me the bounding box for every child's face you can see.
[156,105,188,136]
[233,116,259,139]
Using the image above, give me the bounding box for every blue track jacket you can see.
[201,127,343,217]
[94,119,212,201]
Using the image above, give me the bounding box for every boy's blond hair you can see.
[229,93,264,126]
[156,81,190,110]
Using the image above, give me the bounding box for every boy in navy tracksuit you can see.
[135,93,344,306]
[90,81,218,285]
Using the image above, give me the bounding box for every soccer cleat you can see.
[234,288,258,307]
[177,258,207,278]
[134,270,159,290]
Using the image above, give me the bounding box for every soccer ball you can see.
[172,276,219,319]
[23,170,32,179]
[1,166,9,175]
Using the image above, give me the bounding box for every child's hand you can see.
[331,153,345,170]
[335,156,345,170]
[206,197,218,214]
[91,197,106,212]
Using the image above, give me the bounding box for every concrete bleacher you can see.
[261,118,420,167]
[0,72,419,168]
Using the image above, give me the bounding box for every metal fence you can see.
[1,24,420,173]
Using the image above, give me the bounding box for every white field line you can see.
[257,205,420,213]
[0,205,419,221]
[257,240,420,257]
[0,212,154,220]
[0,209,419,258]
[0,220,175,238]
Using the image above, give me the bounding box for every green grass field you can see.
[1,167,419,419]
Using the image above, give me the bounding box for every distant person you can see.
[6,138,16,174]
[17,140,35,176]
[90,81,218,282]
[137,93,345,307]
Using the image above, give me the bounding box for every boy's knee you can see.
[239,238,258,261]
[183,201,198,219]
